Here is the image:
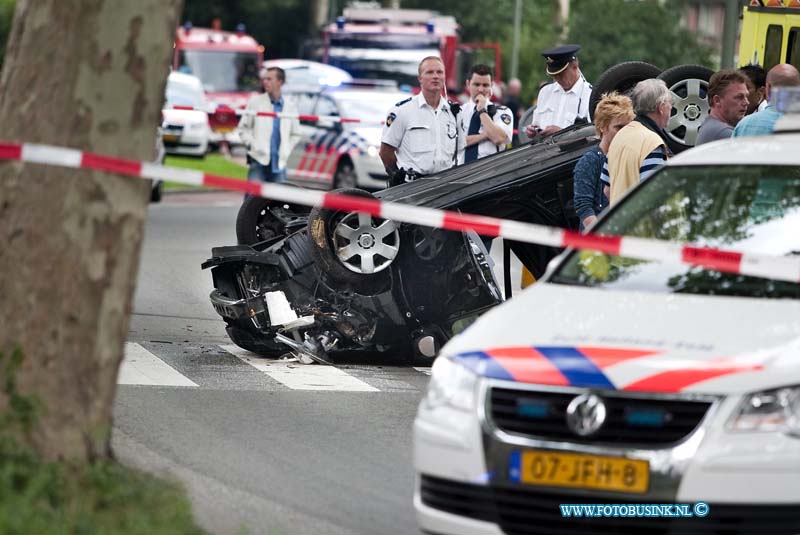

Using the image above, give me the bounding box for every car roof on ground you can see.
[376,124,598,210]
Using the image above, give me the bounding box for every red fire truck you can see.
[173,21,264,145]
[306,5,502,95]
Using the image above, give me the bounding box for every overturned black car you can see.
[201,60,714,363]
[202,124,596,363]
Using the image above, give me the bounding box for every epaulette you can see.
[395,97,412,107]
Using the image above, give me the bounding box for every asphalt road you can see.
[115,190,524,535]
[116,191,427,535]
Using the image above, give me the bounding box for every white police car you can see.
[414,93,800,535]
[284,82,411,191]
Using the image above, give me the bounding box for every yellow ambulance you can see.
[738,0,800,69]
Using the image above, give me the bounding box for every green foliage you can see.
[0,0,15,71]
[401,0,560,106]
[163,154,247,190]
[0,348,211,535]
[179,0,714,108]
[182,0,312,58]
[567,0,714,82]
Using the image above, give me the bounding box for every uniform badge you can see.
[386,112,396,126]
[501,113,512,125]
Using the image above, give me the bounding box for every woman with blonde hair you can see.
[573,92,635,231]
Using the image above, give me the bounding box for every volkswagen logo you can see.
[566,393,607,437]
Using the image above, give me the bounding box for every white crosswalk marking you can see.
[221,345,380,392]
[119,342,198,387]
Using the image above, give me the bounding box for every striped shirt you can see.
[639,146,667,181]
[600,158,610,185]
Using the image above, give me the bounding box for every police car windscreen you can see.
[551,165,800,299]
[337,92,413,121]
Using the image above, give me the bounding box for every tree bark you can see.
[0,0,182,461]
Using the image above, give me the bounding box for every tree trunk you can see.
[0,0,182,461]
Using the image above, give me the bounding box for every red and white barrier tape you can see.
[3,140,799,284]
[172,105,383,126]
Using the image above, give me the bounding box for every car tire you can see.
[657,64,713,154]
[236,194,309,245]
[306,188,398,295]
[150,180,163,203]
[333,159,358,189]
[589,61,662,120]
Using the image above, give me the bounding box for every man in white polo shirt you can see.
[524,44,592,138]
[379,56,460,185]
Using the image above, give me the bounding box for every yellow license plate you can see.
[162,134,179,142]
[512,450,649,494]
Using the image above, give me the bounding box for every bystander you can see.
[695,69,749,145]
[573,93,634,231]
[607,79,673,204]
[733,63,800,137]
[238,67,299,183]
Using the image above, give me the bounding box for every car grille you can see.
[420,475,800,535]
[489,387,712,446]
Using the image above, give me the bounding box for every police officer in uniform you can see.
[525,44,592,138]
[457,64,514,165]
[380,56,460,185]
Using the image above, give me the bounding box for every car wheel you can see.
[589,61,662,120]
[306,188,398,295]
[150,180,163,203]
[657,64,713,154]
[236,194,309,245]
[333,160,358,189]
[518,105,536,143]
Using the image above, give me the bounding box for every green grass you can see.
[163,154,247,191]
[0,347,213,535]
[0,441,213,535]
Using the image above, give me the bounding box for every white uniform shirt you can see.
[532,75,592,130]
[381,93,460,175]
[456,100,514,165]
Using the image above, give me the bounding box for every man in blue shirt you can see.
[238,67,299,182]
[733,64,800,138]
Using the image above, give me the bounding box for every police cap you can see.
[542,44,581,76]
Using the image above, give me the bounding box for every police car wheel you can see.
[236,194,309,245]
[589,61,662,121]
[307,188,398,294]
[333,160,358,189]
[657,64,713,154]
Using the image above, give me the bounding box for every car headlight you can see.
[367,145,379,158]
[728,386,800,435]
[424,356,479,412]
